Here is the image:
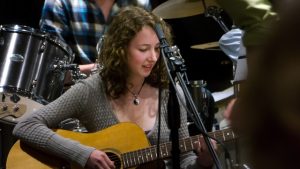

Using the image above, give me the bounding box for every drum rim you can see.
[1,24,74,62]
[0,24,47,38]
[0,86,31,98]
[46,34,74,61]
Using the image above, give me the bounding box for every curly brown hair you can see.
[98,6,173,99]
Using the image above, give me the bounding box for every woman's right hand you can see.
[86,150,115,169]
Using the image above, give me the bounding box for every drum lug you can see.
[0,37,4,46]
[39,41,47,53]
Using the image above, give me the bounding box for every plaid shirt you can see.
[40,0,151,64]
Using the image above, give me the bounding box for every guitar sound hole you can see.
[107,152,121,169]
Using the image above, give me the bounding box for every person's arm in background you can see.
[40,0,95,78]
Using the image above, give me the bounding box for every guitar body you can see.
[7,123,151,169]
[7,122,236,169]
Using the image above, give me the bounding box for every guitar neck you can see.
[121,128,236,168]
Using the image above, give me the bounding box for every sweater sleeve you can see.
[13,79,96,168]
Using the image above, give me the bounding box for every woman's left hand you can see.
[193,136,217,168]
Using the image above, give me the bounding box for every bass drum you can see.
[0,93,43,168]
[0,25,74,104]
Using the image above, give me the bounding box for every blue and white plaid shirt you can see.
[40,0,151,64]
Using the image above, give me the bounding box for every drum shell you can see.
[33,35,74,102]
[0,25,44,95]
[0,25,74,102]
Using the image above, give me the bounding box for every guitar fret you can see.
[130,151,135,167]
[190,137,194,150]
[222,132,225,140]
[159,144,163,157]
[166,143,169,157]
[136,151,140,165]
[160,144,164,157]
[149,148,153,160]
[144,149,149,162]
[225,131,230,141]
[122,153,129,168]
[151,147,155,160]
[166,143,170,157]
[150,147,156,160]
[132,151,137,165]
[140,149,145,163]
[154,147,158,159]
[141,149,145,162]
[137,150,142,164]
[140,149,144,164]
[127,152,132,167]
[186,137,193,151]
[182,138,187,151]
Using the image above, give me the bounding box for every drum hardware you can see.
[96,35,105,56]
[38,40,47,53]
[91,63,101,75]
[204,4,229,32]
[53,63,88,81]
[189,1,230,51]
[58,118,87,133]
[70,64,88,81]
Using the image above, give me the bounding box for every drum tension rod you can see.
[2,93,5,102]
[10,94,20,103]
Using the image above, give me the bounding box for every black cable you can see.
[156,59,162,167]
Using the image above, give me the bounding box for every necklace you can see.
[127,80,145,105]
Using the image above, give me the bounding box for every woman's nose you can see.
[149,49,159,62]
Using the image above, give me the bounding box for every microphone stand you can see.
[156,24,223,169]
[161,46,181,169]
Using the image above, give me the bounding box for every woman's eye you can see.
[155,47,160,52]
[139,48,147,52]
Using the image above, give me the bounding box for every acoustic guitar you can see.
[7,122,237,169]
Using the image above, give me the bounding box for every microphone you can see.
[154,23,170,52]
[154,24,166,41]
[155,24,183,65]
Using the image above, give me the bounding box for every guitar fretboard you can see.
[121,128,236,168]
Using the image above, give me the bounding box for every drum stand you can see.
[202,2,251,167]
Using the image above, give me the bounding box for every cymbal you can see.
[191,41,220,50]
[153,0,219,19]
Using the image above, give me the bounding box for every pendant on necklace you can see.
[133,97,140,105]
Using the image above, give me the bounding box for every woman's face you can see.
[127,26,160,80]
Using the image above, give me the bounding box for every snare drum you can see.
[0,25,74,103]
